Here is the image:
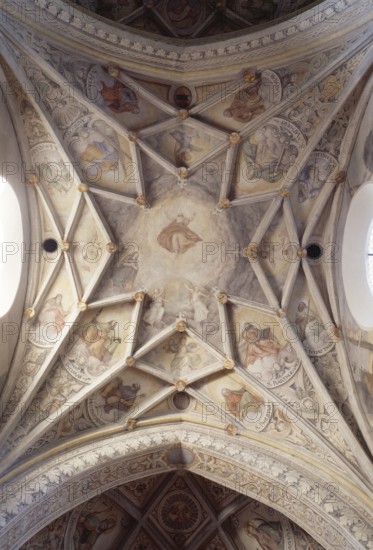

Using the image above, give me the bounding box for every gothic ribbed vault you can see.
[0,0,372,548]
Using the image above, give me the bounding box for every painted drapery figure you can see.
[157,213,202,255]
[246,518,284,550]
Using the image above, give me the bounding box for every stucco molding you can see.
[1,0,373,73]
[0,426,372,549]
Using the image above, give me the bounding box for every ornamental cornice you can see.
[0,426,372,549]
[2,0,373,73]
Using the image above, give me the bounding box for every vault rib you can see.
[219,144,239,203]
[301,258,336,327]
[0,28,133,141]
[186,361,226,385]
[138,138,178,175]
[246,258,280,309]
[133,324,177,359]
[301,178,337,247]
[281,198,301,310]
[88,291,138,310]
[282,197,300,246]
[280,46,373,205]
[0,178,115,452]
[116,5,144,25]
[215,295,235,359]
[189,77,252,116]
[323,169,373,455]
[133,359,175,384]
[338,71,373,171]
[276,313,373,486]
[281,262,301,311]
[230,190,279,207]
[227,295,275,314]
[190,12,218,39]
[185,326,228,362]
[237,33,373,139]
[0,39,82,187]
[63,191,85,242]
[113,67,178,117]
[187,140,229,175]
[63,248,81,303]
[24,252,64,319]
[125,386,177,425]
[186,386,245,431]
[250,196,283,246]
[0,297,143,474]
[128,140,146,198]
[87,184,138,205]
[34,182,64,238]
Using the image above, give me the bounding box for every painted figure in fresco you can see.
[295,301,334,355]
[224,78,265,123]
[164,336,201,377]
[37,294,69,331]
[362,364,373,410]
[298,163,320,203]
[36,364,82,416]
[80,320,120,362]
[297,157,334,203]
[166,0,201,33]
[221,386,262,420]
[186,284,209,323]
[246,518,284,550]
[143,288,165,326]
[21,101,50,145]
[30,294,70,347]
[99,378,141,413]
[157,213,202,255]
[318,74,340,103]
[240,323,297,384]
[75,511,117,549]
[72,125,119,174]
[64,317,121,376]
[35,152,73,194]
[100,70,140,114]
[242,124,298,183]
[170,128,204,166]
[241,323,282,367]
[23,346,49,377]
[111,250,139,291]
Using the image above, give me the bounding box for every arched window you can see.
[0,179,23,317]
[367,219,373,295]
[342,182,373,329]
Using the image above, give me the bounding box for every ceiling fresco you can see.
[0,0,372,548]
[69,0,321,39]
[20,472,326,549]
